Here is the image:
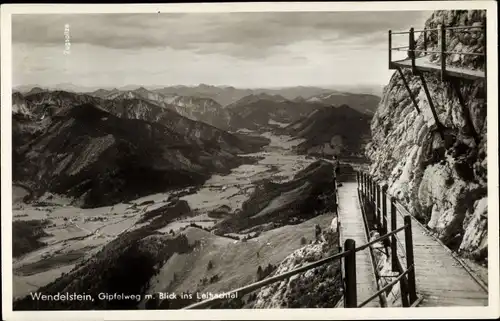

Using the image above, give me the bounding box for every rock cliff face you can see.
[366,10,487,262]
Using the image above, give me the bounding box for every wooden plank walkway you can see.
[386,197,489,307]
[338,182,379,307]
[392,57,485,80]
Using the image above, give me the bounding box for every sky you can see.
[12,11,431,90]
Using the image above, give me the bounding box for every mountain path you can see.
[388,198,489,307]
[337,182,379,307]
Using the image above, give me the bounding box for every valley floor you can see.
[11,131,332,305]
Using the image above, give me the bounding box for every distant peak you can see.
[27,87,46,95]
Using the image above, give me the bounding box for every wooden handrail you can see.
[412,27,440,32]
[356,171,419,307]
[391,45,410,50]
[391,30,411,35]
[393,25,483,34]
[356,225,406,251]
[445,25,485,31]
[357,186,386,307]
[392,48,486,56]
[388,24,486,77]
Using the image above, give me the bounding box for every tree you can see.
[256,265,263,280]
[315,224,322,242]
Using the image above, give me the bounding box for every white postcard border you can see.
[1,1,498,320]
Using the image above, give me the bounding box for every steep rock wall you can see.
[366,10,487,262]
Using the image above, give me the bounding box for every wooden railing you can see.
[183,174,420,309]
[356,171,420,307]
[389,24,486,80]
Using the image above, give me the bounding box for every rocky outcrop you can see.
[251,227,341,308]
[285,105,372,158]
[12,92,30,116]
[366,10,487,262]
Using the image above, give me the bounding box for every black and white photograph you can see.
[1,2,498,320]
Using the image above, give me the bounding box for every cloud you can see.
[12,11,430,59]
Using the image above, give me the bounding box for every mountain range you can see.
[12,83,378,207]
[14,84,381,110]
[12,90,269,208]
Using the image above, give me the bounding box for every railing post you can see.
[365,173,369,199]
[388,30,393,69]
[356,171,360,190]
[368,176,372,205]
[404,215,418,304]
[376,184,381,233]
[423,28,427,53]
[372,178,375,207]
[390,197,398,272]
[367,176,371,204]
[409,27,416,74]
[332,176,337,207]
[365,174,369,200]
[367,175,370,201]
[382,186,388,239]
[344,239,357,308]
[440,23,447,81]
[361,172,365,196]
[359,172,363,195]
[366,173,370,203]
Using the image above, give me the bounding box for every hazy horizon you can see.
[13,82,386,93]
[13,11,431,90]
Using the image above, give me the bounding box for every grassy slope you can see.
[146,212,334,301]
